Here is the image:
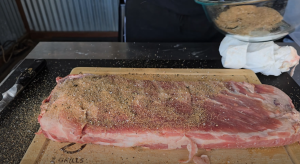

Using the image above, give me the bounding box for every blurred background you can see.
[0,0,124,82]
[0,0,299,83]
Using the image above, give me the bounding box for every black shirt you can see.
[125,0,224,42]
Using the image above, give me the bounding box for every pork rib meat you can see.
[38,74,300,162]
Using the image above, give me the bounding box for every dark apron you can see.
[125,0,224,42]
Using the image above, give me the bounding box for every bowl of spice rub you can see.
[195,0,295,42]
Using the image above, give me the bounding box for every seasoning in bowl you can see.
[215,5,283,35]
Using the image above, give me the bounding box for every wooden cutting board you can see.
[21,68,300,164]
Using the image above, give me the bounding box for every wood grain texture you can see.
[20,68,298,164]
[285,143,300,164]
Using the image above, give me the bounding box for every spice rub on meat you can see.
[41,74,220,131]
[38,74,300,163]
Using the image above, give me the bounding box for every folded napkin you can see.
[220,36,300,76]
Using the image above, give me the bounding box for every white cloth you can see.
[219,36,300,76]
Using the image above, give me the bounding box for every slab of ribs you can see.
[38,74,300,163]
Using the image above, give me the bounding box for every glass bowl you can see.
[195,0,295,42]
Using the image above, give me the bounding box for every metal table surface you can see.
[1,42,300,163]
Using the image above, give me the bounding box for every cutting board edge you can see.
[20,133,49,164]
[70,67,257,75]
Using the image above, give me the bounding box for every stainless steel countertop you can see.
[26,42,221,60]
[23,42,300,86]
